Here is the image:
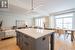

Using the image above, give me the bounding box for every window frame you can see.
[55,14,73,29]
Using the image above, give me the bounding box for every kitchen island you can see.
[16,28,55,50]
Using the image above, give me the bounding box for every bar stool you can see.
[64,30,75,42]
[74,31,75,40]
[71,31,75,42]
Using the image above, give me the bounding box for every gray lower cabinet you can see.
[16,31,50,50]
[0,31,5,40]
[35,35,49,50]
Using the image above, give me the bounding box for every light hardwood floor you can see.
[54,34,75,50]
[0,37,20,50]
[0,34,75,50]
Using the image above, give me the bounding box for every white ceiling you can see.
[0,0,75,17]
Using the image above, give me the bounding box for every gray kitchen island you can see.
[16,28,55,50]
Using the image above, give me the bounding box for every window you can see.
[35,18,45,28]
[55,13,73,29]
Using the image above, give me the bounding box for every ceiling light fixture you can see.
[25,0,43,16]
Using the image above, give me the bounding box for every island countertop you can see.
[16,28,55,39]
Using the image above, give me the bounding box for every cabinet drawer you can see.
[23,40,32,50]
[0,33,5,37]
[23,34,34,42]
[0,34,4,37]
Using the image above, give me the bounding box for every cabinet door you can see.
[23,34,35,50]
[0,32,5,39]
[16,32,20,46]
[41,35,49,50]
[36,35,49,50]
[23,40,32,50]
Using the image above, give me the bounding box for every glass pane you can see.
[56,18,62,28]
[63,18,72,29]
[63,18,72,24]
[35,19,38,26]
[35,18,44,28]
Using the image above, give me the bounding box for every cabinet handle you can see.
[42,37,46,41]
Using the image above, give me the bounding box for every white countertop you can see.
[16,28,54,39]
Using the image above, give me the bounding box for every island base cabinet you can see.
[16,31,50,50]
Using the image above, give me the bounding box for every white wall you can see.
[0,15,33,28]
[72,13,75,29]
